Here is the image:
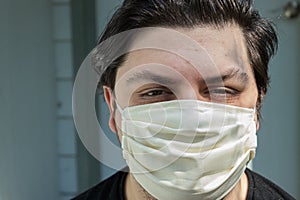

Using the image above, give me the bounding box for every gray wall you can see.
[254,1,300,198]
[96,0,122,35]
[0,0,59,199]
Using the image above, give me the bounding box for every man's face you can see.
[104,25,259,136]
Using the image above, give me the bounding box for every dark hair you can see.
[95,0,278,106]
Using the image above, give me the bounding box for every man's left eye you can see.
[204,87,240,101]
[209,88,237,95]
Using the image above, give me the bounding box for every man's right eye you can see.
[135,87,176,104]
[141,89,166,97]
[128,84,177,105]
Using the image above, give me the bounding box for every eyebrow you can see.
[204,68,249,85]
[125,67,249,86]
[126,70,179,85]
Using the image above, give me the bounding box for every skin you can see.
[103,25,260,200]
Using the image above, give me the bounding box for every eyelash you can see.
[136,86,240,104]
[140,89,172,97]
[140,88,239,95]
[204,87,240,99]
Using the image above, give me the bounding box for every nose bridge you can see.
[176,81,206,101]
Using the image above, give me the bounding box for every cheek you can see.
[239,81,258,108]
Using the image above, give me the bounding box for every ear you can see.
[255,114,260,131]
[103,86,117,133]
[255,92,265,131]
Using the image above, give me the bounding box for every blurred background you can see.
[0,0,299,199]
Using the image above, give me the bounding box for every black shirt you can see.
[72,169,295,200]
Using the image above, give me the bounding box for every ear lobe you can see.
[255,92,264,131]
[103,86,117,133]
[255,117,260,131]
[254,105,260,132]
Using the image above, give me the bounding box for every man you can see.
[73,0,295,199]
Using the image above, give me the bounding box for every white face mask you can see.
[117,100,257,200]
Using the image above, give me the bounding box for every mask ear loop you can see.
[115,101,125,114]
[110,90,125,114]
[111,95,129,152]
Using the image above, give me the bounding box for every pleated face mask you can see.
[117,100,257,200]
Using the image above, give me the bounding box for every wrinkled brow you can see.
[125,67,249,86]
[204,67,249,85]
[126,70,179,85]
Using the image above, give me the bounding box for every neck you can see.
[125,172,248,200]
[223,172,249,200]
[125,173,156,200]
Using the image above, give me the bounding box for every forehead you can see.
[116,25,252,88]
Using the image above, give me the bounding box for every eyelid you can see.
[139,88,173,97]
[203,86,240,97]
[132,86,176,105]
[210,87,238,93]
